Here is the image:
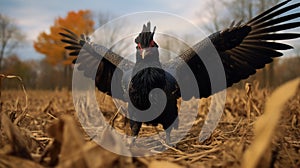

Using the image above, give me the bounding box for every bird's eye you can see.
[149,40,155,47]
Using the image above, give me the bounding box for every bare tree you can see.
[99,13,123,47]
[200,0,231,33]
[96,12,131,57]
[201,0,280,33]
[0,14,24,71]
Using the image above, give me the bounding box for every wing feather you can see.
[60,28,134,100]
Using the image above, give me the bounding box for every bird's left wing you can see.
[164,0,300,100]
[60,28,135,100]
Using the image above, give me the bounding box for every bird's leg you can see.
[129,120,142,145]
[165,129,171,145]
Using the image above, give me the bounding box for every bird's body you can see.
[126,27,179,143]
[60,0,300,144]
[128,67,179,143]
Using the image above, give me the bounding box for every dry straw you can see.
[0,74,28,125]
[0,74,28,107]
[242,78,300,168]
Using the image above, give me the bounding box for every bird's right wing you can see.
[60,28,135,100]
[164,0,300,100]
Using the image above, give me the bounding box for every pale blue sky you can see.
[0,0,299,60]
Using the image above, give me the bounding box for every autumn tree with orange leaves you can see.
[34,10,94,65]
[33,10,94,89]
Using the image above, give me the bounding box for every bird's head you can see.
[135,22,159,61]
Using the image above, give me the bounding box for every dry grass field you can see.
[0,79,299,168]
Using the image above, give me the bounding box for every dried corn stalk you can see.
[242,78,300,168]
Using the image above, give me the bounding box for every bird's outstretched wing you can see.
[164,0,300,100]
[60,28,135,100]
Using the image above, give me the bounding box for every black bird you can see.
[60,0,300,144]
[128,24,179,144]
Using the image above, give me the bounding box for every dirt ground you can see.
[0,81,299,168]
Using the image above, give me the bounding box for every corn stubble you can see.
[0,78,299,168]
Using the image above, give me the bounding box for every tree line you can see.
[1,52,299,90]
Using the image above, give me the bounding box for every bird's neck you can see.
[134,56,161,72]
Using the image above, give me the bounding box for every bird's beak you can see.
[141,50,146,59]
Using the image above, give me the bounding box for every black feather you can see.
[65,46,81,50]
[250,2,300,26]
[243,40,293,50]
[247,33,300,40]
[248,0,292,24]
[59,32,77,41]
[69,51,80,56]
[61,28,79,39]
[227,50,265,69]
[61,39,79,46]
[253,13,300,29]
[245,45,283,57]
[72,58,77,64]
[251,22,300,34]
